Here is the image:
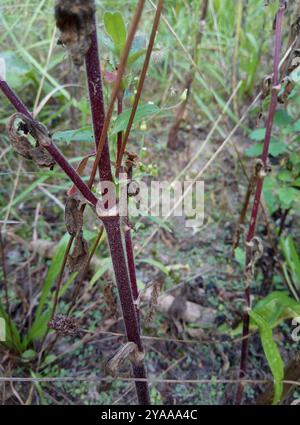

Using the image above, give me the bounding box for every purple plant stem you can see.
[84,13,150,404]
[0,81,97,207]
[85,29,113,183]
[125,229,139,301]
[117,91,124,162]
[46,143,98,206]
[0,79,32,118]
[104,219,150,405]
[114,87,140,309]
[235,0,286,405]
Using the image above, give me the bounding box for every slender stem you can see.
[45,143,98,206]
[0,79,31,118]
[116,90,139,305]
[87,0,145,188]
[117,90,124,161]
[115,0,164,175]
[235,0,286,405]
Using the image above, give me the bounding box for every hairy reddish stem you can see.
[0,82,97,207]
[85,28,113,183]
[235,0,286,405]
[104,219,150,404]
[84,5,150,404]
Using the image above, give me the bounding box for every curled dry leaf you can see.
[55,0,95,67]
[65,196,90,272]
[147,279,163,322]
[244,236,264,288]
[106,342,145,376]
[65,197,83,236]
[7,113,55,168]
[67,232,89,273]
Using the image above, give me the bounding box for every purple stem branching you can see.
[0,80,98,207]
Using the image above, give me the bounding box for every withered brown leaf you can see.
[7,113,55,168]
[65,197,83,236]
[55,0,95,66]
[67,233,89,272]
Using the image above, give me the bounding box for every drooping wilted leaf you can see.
[67,233,89,272]
[65,197,83,236]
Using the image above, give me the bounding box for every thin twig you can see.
[115,0,164,175]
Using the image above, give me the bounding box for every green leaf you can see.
[249,310,284,404]
[249,128,266,141]
[290,65,300,83]
[89,258,111,289]
[27,309,51,342]
[104,11,127,57]
[0,303,22,352]
[35,234,69,319]
[280,237,300,289]
[234,247,245,267]
[277,187,298,208]
[41,354,57,367]
[274,110,293,128]
[0,51,29,88]
[28,234,69,342]
[293,119,300,132]
[137,258,169,275]
[127,48,148,66]
[52,128,94,144]
[245,143,263,157]
[246,139,286,158]
[277,170,293,182]
[226,291,300,337]
[269,141,286,157]
[253,291,300,326]
[21,349,37,362]
[112,103,160,134]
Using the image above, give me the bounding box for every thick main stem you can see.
[104,219,150,405]
[235,0,286,405]
[84,11,150,404]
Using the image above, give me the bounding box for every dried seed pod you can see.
[48,314,79,337]
[65,197,83,236]
[55,0,95,66]
[67,233,89,272]
[7,113,55,168]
